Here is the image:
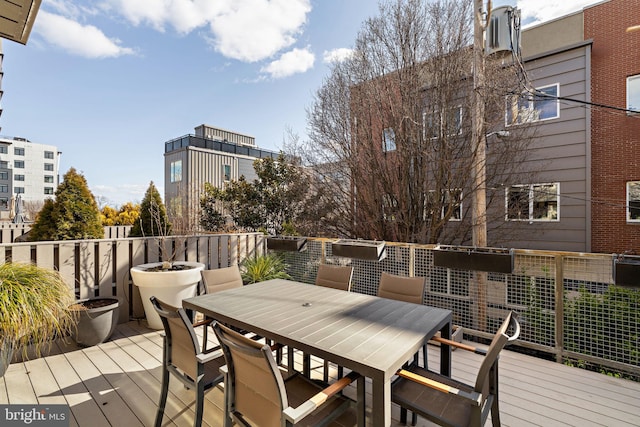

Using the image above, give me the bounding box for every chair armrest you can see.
[192,318,213,328]
[197,348,224,364]
[283,371,361,423]
[396,369,482,406]
[430,336,487,355]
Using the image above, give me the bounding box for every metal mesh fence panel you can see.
[274,238,639,379]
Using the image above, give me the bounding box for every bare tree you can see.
[303,0,534,245]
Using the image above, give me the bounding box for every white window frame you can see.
[627,181,640,222]
[505,183,560,222]
[170,160,182,183]
[506,83,559,125]
[627,75,640,113]
[383,127,396,152]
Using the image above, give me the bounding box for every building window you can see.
[15,187,24,194]
[14,174,24,181]
[627,75,640,112]
[382,194,398,221]
[0,198,7,209]
[0,185,7,193]
[0,172,7,180]
[506,183,559,221]
[170,160,182,183]
[424,189,462,221]
[383,127,396,152]
[44,151,54,159]
[223,164,231,181]
[0,146,7,154]
[14,147,24,156]
[627,181,640,222]
[44,175,54,183]
[44,187,54,195]
[423,107,463,139]
[14,161,24,168]
[506,83,559,125]
[0,161,7,169]
[44,163,54,171]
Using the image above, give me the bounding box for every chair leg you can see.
[400,407,407,424]
[422,344,428,369]
[155,368,170,427]
[193,381,205,427]
[323,360,330,383]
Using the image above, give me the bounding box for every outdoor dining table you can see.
[183,278,452,427]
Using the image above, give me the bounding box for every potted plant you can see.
[0,263,77,377]
[129,183,204,329]
[69,297,120,346]
[432,245,515,273]
[331,239,387,261]
[241,253,291,284]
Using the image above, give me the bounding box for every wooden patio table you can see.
[183,278,452,427]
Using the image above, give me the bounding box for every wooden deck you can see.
[1,321,639,427]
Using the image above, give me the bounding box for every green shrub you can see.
[241,253,291,284]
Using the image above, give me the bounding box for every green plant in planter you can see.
[0,263,77,366]
[241,253,291,284]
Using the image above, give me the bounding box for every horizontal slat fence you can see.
[0,233,266,324]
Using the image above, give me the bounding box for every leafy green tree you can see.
[29,168,104,241]
[199,183,226,231]
[130,181,171,237]
[28,199,56,241]
[200,154,308,234]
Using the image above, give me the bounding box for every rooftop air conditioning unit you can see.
[485,6,521,56]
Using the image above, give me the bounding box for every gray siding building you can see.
[164,125,279,231]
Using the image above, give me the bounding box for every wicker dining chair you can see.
[212,321,363,427]
[392,311,521,427]
[150,296,225,427]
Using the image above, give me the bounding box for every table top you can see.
[183,279,452,380]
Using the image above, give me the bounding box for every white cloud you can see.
[516,0,601,26]
[105,0,312,62]
[260,47,315,79]
[323,48,354,64]
[208,0,311,62]
[35,11,135,58]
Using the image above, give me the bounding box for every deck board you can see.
[1,321,639,427]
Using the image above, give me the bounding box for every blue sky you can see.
[0,0,602,207]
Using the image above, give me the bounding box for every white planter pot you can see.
[131,262,204,329]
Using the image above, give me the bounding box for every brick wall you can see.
[584,0,640,253]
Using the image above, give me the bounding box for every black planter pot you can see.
[331,239,387,261]
[433,246,515,273]
[614,256,640,288]
[267,236,307,252]
[71,297,120,347]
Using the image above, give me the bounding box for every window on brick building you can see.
[383,127,396,152]
[506,84,559,125]
[506,183,559,221]
[628,181,640,222]
[627,75,640,113]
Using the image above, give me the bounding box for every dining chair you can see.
[377,272,427,365]
[392,311,521,427]
[212,321,363,427]
[150,296,226,427]
[313,264,354,382]
[195,266,244,351]
[315,264,354,291]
